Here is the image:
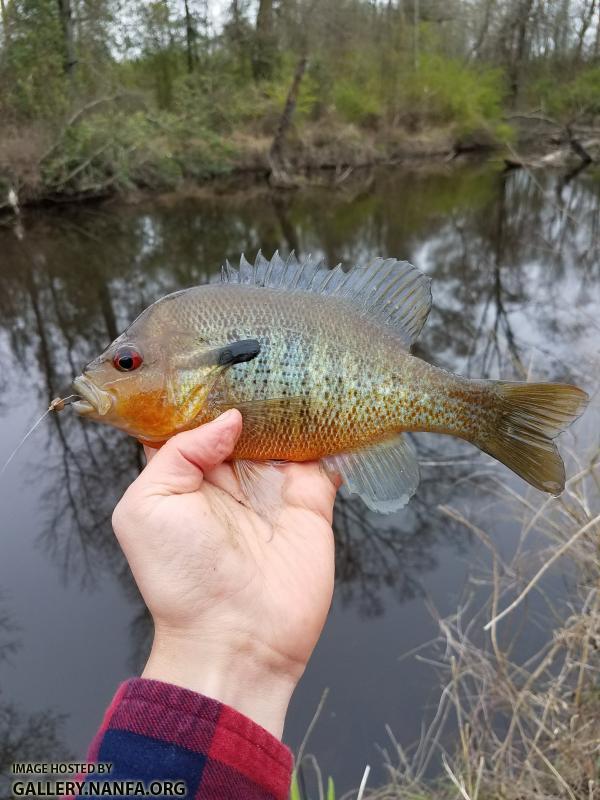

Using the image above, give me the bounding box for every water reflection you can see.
[0,599,71,788]
[1,164,598,595]
[0,162,598,778]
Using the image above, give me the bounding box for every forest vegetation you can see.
[1,0,600,205]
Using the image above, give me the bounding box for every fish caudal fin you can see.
[481,382,588,494]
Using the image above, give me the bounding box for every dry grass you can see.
[368,440,600,800]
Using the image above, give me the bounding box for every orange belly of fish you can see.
[133,398,371,462]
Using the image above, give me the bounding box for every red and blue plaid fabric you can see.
[83,678,293,799]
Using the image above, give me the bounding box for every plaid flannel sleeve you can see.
[83,678,293,800]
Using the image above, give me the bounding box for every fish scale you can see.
[181,284,488,461]
[72,253,588,512]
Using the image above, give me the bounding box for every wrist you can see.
[141,627,299,739]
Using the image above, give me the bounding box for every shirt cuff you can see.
[88,677,293,800]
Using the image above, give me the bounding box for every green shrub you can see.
[41,108,234,194]
[403,55,508,137]
[333,79,383,126]
[532,64,600,120]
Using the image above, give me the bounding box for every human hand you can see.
[111,410,339,738]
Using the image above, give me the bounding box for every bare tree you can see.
[268,0,322,182]
[413,0,420,69]
[468,0,496,61]
[508,0,535,104]
[57,0,77,76]
[269,53,307,181]
[575,0,597,59]
[554,0,571,55]
[183,0,198,73]
[252,0,275,80]
[0,0,10,44]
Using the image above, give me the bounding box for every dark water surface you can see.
[0,162,598,793]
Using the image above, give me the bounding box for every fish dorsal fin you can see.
[221,251,432,347]
[322,435,420,513]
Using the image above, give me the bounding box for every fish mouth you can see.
[72,375,113,416]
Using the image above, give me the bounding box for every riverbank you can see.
[369,471,600,800]
[2,113,598,216]
[0,118,482,212]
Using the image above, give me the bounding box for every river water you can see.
[0,162,598,794]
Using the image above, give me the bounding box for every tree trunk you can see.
[252,0,275,80]
[468,0,496,61]
[0,0,10,44]
[57,0,77,75]
[565,123,593,164]
[183,0,197,73]
[509,0,534,106]
[229,0,242,42]
[413,0,420,70]
[575,0,596,60]
[269,54,308,183]
[554,0,571,56]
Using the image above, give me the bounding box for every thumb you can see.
[139,409,242,495]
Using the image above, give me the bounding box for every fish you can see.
[71,252,588,513]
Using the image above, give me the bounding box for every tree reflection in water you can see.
[0,162,598,729]
[0,599,71,789]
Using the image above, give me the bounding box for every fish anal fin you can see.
[323,435,420,513]
[220,251,432,347]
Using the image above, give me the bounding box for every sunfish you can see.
[69,253,588,513]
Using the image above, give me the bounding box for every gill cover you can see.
[166,338,261,428]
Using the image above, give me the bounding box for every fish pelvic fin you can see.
[480,382,588,494]
[323,434,420,513]
[222,251,432,348]
[232,459,286,519]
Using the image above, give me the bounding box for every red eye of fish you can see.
[113,346,143,372]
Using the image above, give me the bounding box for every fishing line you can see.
[0,395,79,475]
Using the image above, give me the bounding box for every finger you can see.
[137,410,243,496]
[143,445,157,464]
[323,468,343,491]
[280,461,340,523]
[203,462,248,504]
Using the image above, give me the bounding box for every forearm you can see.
[82,678,293,800]
[142,629,298,739]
